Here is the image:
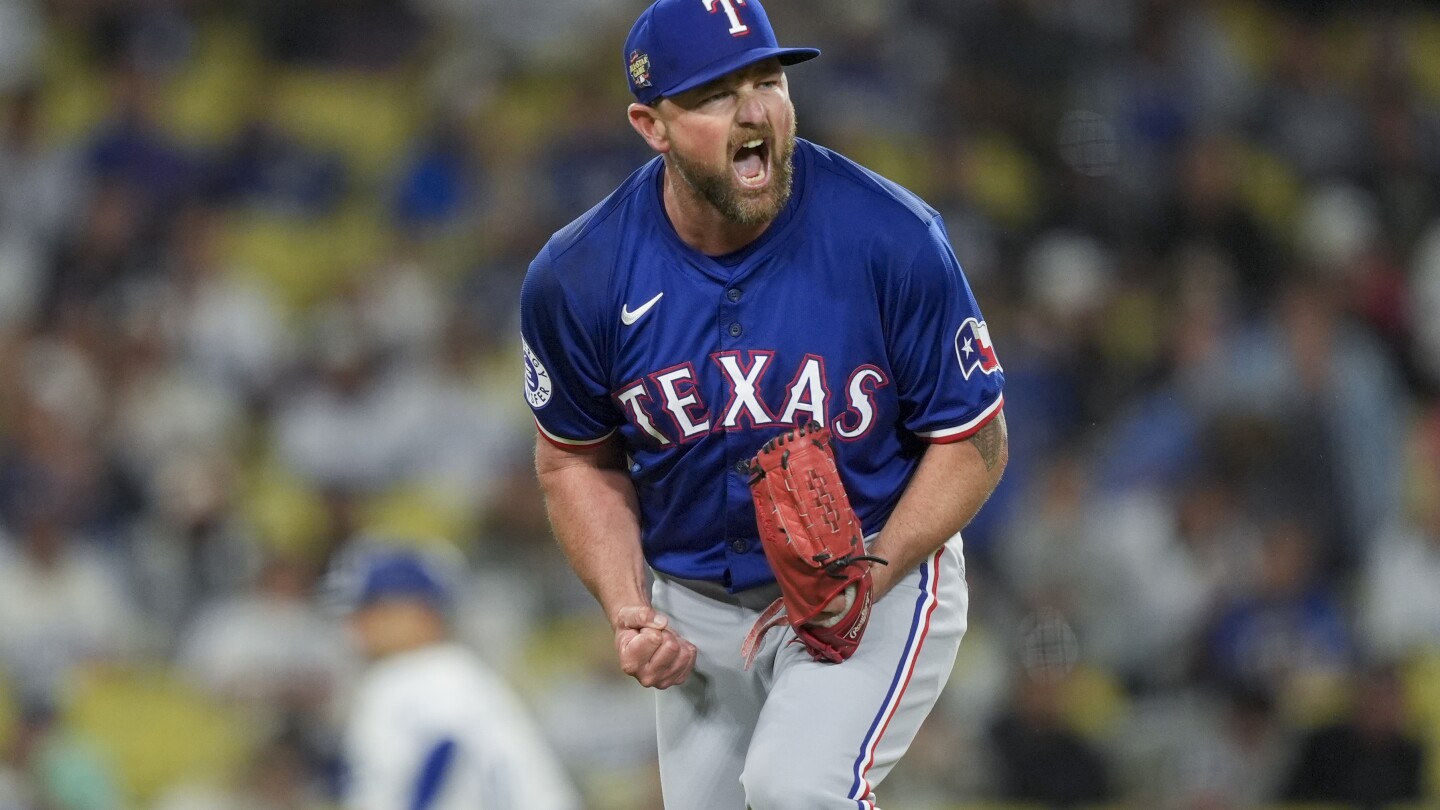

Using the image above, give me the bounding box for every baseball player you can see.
[333,542,582,810]
[520,0,1008,807]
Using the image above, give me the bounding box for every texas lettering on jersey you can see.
[614,351,892,446]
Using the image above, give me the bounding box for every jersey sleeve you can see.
[885,216,1005,442]
[519,245,621,449]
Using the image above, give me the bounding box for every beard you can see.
[668,116,797,227]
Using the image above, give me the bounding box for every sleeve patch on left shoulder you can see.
[954,318,1001,379]
[523,338,553,409]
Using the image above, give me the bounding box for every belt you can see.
[653,570,782,611]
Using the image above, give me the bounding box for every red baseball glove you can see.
[741,422,887,668]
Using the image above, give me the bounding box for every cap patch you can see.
[629,50,652,89]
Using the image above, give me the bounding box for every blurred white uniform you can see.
[343,640,582,810]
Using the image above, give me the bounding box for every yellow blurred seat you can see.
[1400,650,1440,800]
[159,17,266,148]
[60,664,254,806]
[218,205,391,314]
[1404,8,1440,103]
[35,27,109,147]
[960,131,1042,231]
[239,454,331,560]
[1213,0,1280,77]
[1235,141,1303,238]
[0,672,15,754]
[267,68,424,182]
[356,483,477,553]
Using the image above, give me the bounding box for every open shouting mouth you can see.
[733,135,771,189]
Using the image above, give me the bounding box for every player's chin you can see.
[727,178,792,226]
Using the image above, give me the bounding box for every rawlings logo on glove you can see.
[741,422,887,668]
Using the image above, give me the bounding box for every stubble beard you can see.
[669,116,798,227]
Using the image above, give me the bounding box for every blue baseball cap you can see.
[326,542,459,614]
[624,0,820,105]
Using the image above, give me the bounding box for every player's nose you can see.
[735,89,766,126]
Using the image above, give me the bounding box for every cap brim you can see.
[657,46,820,101]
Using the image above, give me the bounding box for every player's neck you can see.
[661,168,773,257]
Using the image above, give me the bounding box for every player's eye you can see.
[703,90,733,104]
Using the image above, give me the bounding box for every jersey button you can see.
[734,459,749,474]
[728,322,743,337]
[730,538,750,553]
[726,288,742,302]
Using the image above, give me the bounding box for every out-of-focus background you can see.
[1,0,1439,808]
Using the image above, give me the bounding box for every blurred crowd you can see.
[1,0,1440,808]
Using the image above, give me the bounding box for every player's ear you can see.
[628,102,669,153]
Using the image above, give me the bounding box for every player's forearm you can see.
[867,411,1008,600]
[534,436,650,624]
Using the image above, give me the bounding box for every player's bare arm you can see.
[535,435,697,688]
[864,411,1009,601]
[968,410,1009,471]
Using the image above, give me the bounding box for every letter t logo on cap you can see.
[704,0,750,35]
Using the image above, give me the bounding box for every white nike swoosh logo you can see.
[621,292,664,326]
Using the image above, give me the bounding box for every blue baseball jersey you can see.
[521,139,1004,592]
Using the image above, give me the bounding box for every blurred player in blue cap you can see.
[521,0,1008,806]
[333,542,582,810]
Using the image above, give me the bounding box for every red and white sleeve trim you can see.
[914,395,1004,444]
[534,417,616,451]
